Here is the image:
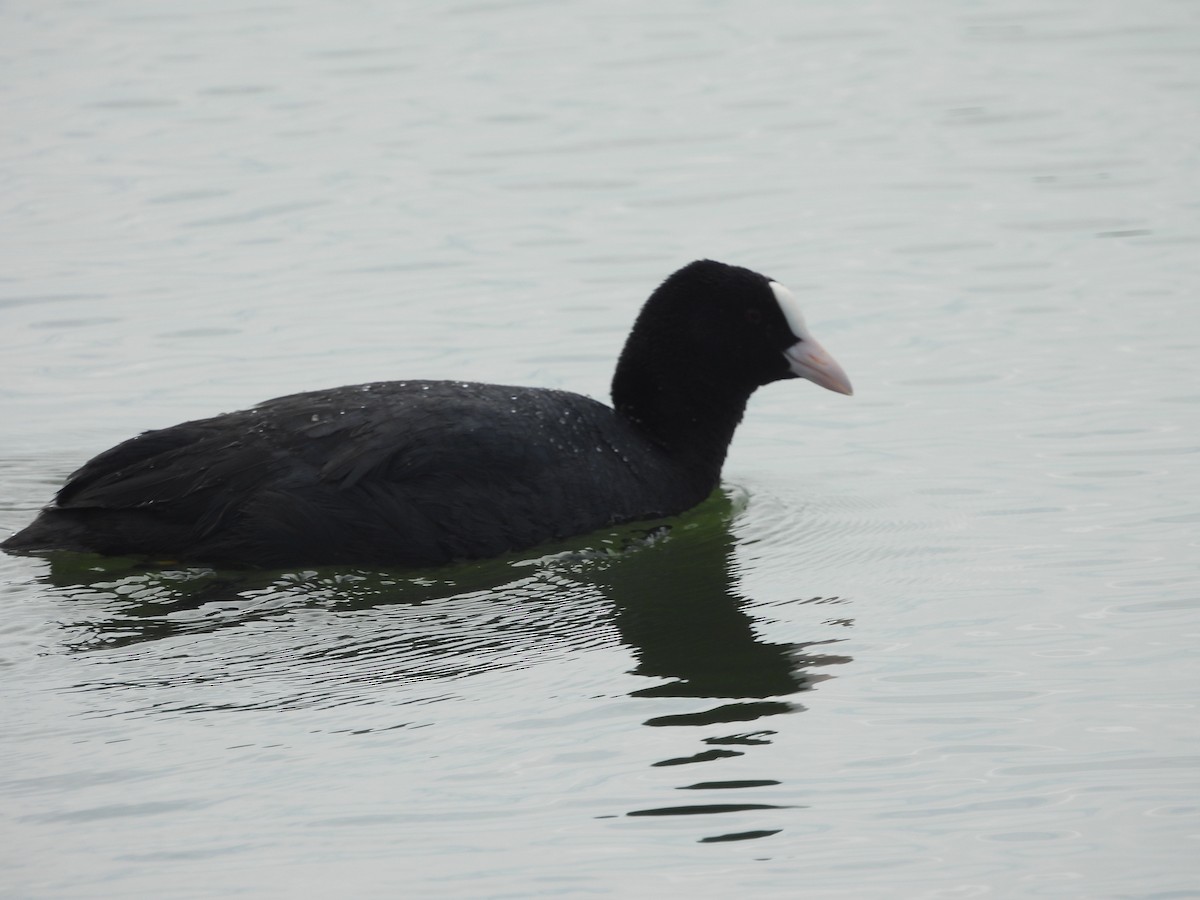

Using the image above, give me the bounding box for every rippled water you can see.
[3,0,1198,895]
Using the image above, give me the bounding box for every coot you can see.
[2,260,852,568]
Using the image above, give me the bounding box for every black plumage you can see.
[2,260,852,567]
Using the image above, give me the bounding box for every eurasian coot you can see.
[2,260,852,567]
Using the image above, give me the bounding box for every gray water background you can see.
[2,0,1198,896]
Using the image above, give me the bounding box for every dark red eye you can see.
[745,307,762,325]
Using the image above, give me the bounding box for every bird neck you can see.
[611,361,752,482]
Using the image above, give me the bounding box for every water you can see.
[2,0,1198,895]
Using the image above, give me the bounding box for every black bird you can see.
[2,260,852,568]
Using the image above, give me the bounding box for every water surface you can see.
[2,0,1198,895]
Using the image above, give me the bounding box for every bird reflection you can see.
[588,490,851,705]
[590,522,824,702]
[24,488,850,842]
[579,491,850,838]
